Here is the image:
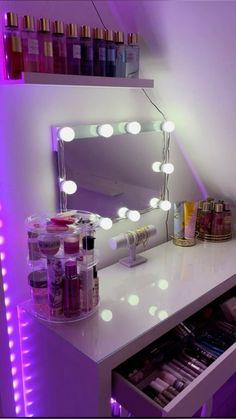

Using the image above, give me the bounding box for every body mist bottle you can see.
[21,15,39,72]
[211,203,224,236]
[105,29,116,77]
[93,28,106,76]
[37,18,53,73]
[52,20,67,74]
[66,23,81,75]
[125,33,140,78]
[80,25,93,75]
[3,12,23,79]
[115,31,126,77]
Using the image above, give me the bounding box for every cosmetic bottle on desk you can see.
[93,28,106,76]
[105,29,116,77]
[3,12,23,79]
[21,15,39,72]
[223,202,232,235]
[37,18,53,73]
[199,201,212,238]
[66,23,81,75]
[125,32,140,78]
[80,25,93,75]
[63,260,80,317]
[52,20,67,74]
[211,202,224,236]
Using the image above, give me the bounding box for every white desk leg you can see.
[200,397,213,417]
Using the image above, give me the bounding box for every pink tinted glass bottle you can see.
[21,15,39,72]
[37,18,53,73]
[3,12,23,79]
[52,20,67,74]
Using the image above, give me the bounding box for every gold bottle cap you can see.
[202,202,212,212]
[93,27,105,40]
[5,12,18,28]
[52,20,64,35]
[80,25,91,38]
[67,23,78,38]
[38,17,50,32]
[115,31,124,43]
[214,203,223,213]
[128,32,138,45]
[105,29,114,41]
[22,15,35,31]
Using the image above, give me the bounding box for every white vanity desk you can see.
[20,239,236,417]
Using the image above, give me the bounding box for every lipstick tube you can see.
[172,359,199,378]
[168,361,194,382]
[161,363,191,385]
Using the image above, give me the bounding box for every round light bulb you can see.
[97,124,114,138]
[158,310,169,320]
[99,217,113,230]
[61,180,77,195]
[58,126,75,142]
[127,210,140,222]
[149,197,160,208]
[128,294,139,306]
[152,161,162,172]
[158,279,169,290]
[117,207,128,218]
[161,163,174,174]
[149,305,158,316]
[161,121,175,133]
[159,200,172,211]
[100,309,113,322]
[125,121,141,135]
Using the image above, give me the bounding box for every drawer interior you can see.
[112,286,236,415]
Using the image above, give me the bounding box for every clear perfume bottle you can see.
[125,32,140,78]
[3,12,23,79]
[80,25,93,75]
[52,20,67,74]
[21,15,39,73]
[93,27,106,77]
[105,29,116,77]
[115,31,126,78]
[66,23,81,75]
[37,18,53,73]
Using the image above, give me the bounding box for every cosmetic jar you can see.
[63,234,80,255]
[38,234,61,256]
[28,268,48,314]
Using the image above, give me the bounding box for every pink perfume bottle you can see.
[21,15,39,72]
[211,202,223,236]
[3,12,23,79]
[37,17,53,73]
[52,20,67,74]
[199,201,212,237]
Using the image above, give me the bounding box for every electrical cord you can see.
[91,0,108,30]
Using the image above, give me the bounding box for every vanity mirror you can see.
[52,120,175,222]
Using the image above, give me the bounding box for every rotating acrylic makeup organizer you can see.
[26,210,100,323]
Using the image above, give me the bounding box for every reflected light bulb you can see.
[158,310,169,320]
[152,161,161,172]
[161,163,174,174]
[58,126,75,142]
[149,197,160,208]
[117,207,128,218]
[100,309,113,322]
[149,305,158,316]
[100,217,113,230]
[97,124,114,138]
[125,121,141,135]
[158,279,169,290]
[159,200,171,211]
[61,180,77,195]
[161,121,175,133]
[128,294,139,306]
[127,210,140,222]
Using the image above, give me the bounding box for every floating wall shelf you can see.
[4,72,154,88]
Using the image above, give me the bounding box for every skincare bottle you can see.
[52,20,67,74]
[3,12,23,79]
[115,31,126,77]
[211,202,224,236]
[93,265,99,307]
[174,201,184,238]
[199,201,212,236]
[93,28,106,76]
[80,25,93,75]
[47,257,64,317]
[63,260,80,317]
[125,32,139,78]
[37,18,53,73]
[80,265,93,312]
[21,15,39,72]
[105,29,116,77]
[66,23,81,75]
[223,202,232,235]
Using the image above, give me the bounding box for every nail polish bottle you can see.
[93,28,106,76]
[66,23,81,75]
[80,25,93,75]
[125,32,140,78]
[223,202,232,235]
[63,260,80,317]
[37,18,53,73]
[211,202,224,236]
[52,20,67,74]
[3,12,23,79]
[21,15,39,72]
[115,31,126,77]
[105,29,116,77]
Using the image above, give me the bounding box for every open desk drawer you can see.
[113,341,236,417]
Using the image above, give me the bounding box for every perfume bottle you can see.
[37,18,53,73]
[195,200,204,236]
[223,202,232,235]
[80,25,93,75]
[125,32,140,78]
[66,23,81,75]
[63,260,80,317]
[105,29,116,77]
[211,202,224,236]
[52,20,67,74]
[21,15,39,72]
[199,201,212,236]
[93,28,106,76]
[115,31,126,77]
[3,12,23,79]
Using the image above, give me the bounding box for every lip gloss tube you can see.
[161,363,191,385]
[168,361,194,382]
[150,381,173,402]
[155,377,179,397]
[172,359,199,378]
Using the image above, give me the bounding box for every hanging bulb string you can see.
[90,0,108,30]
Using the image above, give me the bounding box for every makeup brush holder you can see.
[26,210,100,323]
